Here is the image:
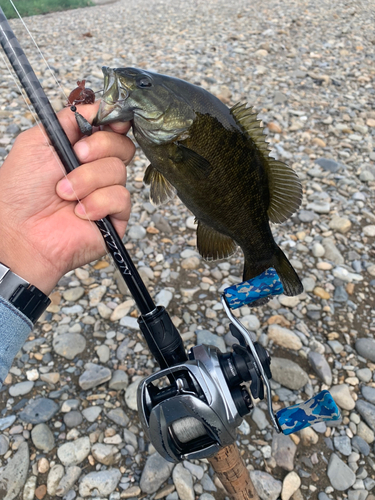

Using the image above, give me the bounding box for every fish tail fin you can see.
[242,247,303,299]
[271,246,303,296]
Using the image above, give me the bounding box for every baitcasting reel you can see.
[138,269,341,463]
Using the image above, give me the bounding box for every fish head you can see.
[94,67,196,144]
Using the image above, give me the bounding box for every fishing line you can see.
[8,0,69,102]
[1,3,181,381]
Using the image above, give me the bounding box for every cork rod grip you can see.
[208,444,259,500]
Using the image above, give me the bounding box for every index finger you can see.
[57,102,131,144]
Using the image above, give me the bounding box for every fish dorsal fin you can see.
[196,220,237,260]
[230,102,302,224]
[144,164,177,206]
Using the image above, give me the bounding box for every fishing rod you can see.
[0,7,187,372]
[0,8,342,500]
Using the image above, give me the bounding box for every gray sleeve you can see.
[0,296,33,387]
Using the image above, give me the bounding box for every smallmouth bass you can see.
[94,67,303,298]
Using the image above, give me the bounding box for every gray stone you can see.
[128,225,146,239]
[79,363,112,390]
[327,453,356,490]
[356,400,375,431]
[172,463,194,500]
[0,441,29,500]
[97,345,110,363]
[19,397,59,423]
[201,473,216,492]
[271,432,296,471]
[91,443,120,465]
[250,470,282,500]
[31,423,55,452]
[315,158,343,173]
[252,407,269,430]
[308,351,332,385]
[330,384,355,410]
[107,408,129,427]
[108,370,129,390]
[352,436,370,456]
[140,452,174,494]
[124,379,140,411]
[333,435,352,456]
[270,357,309,390]
[0,435,9,455]
[56,466,82,496]
[183,460,204,480]
[355,339,375,362]
[357,369,372,383]
[156,289,174,309]
[357,422,374,443]
[348,491,369,500]
[9,381,34,397]
[196,330,226,353]
[47,464,65,496]
[57,437,91,466]
[123,429,138,449]
[82,406,102,422]
[63,286,85,302]
[299,210,318,222]
[79,469,121,497]
[53,333,86,360]
[23,475,37,500]
[64,411,83,428]
[322,238,344,265]
[0,415,16,430]
[116,338,130,361]
[362,386,375,404]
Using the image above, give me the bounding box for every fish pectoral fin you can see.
[197,221,237,260]
[231,102,302,224]
[143,164,177,206]
[172,143,211,180]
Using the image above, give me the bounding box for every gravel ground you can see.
[0,0,375,499]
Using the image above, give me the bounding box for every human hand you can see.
[0,102,135,295]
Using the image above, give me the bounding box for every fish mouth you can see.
[93,66,134,126]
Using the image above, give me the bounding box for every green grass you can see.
[2,0,94,19]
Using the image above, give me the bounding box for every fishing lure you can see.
[67,80,95,106]
[67,81,96,136]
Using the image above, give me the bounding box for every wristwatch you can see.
[0,262,51,324]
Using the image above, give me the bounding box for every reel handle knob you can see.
[276,390,340,435]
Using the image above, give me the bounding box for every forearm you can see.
[0,296,33,388]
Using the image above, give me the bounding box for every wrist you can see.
[0,248,60,297]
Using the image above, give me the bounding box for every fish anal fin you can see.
[173,143,211,180]
[143,164,176,206]
[197,221,237,260]
[231,103,302,224]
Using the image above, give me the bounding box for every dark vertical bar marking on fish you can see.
[0,9,155,315]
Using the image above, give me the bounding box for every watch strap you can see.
[10,284,51,324]
[0,263,51,323]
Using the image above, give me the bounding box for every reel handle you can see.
[208,443,259,500]
[277,390,340,435]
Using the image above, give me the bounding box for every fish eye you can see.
[136,77,152,88]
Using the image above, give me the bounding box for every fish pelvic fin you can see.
[243,247,303,297]
[230,102,302,223]
[197,221,237,260]
[144,164,177,206]
[271,247,303,296]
